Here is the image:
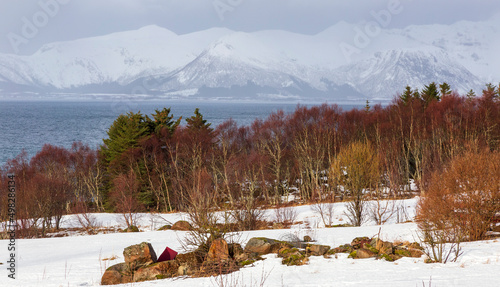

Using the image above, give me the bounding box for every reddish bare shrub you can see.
[417,150,500,241]
[274,205,298,228]
[110,169,143,228]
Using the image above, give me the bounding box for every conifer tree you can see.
[186,108,213,132]
[439,82,451,97]
[148,108,181,136]
[101,112,150,165]
[466,89,476,99]
[412,88,420,100]
[400,85,413,105]
[421,82,440,105]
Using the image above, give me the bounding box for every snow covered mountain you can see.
[0,16,498,102]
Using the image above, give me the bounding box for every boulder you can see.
[244,237,277,255]
[407,248,425,258]
[133,260,180,282]
[355,248,377,259]
[123,242,157,271]
[278,248,308,266]
[331,244,353,254]
[228,243,245,260]
[176,251,203,276]
[394,248,412,257]
[406,242,424,251]
[158,225,172,231]
[206,238,230,263]
[374,239,394,255]
[101,263,133,285]
[308,244,331,256]
[171,220,193,231]
[124,225,140,233]
[351,237,371,249]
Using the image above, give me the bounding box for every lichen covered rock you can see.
[101,263,133,285]
[123,242,157,271]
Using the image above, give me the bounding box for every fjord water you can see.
[0,100,361,167]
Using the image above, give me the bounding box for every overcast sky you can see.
[1,0,500,55]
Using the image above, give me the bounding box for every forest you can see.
[1,82,499,242]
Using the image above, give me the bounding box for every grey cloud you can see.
[1,0,499,55]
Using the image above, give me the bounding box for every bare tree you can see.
[111,169,142,228]
[331,141,380,226]
[310,202,335,227]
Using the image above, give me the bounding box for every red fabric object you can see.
[157,246,178,262]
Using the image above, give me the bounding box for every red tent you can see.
[157,246,178,262]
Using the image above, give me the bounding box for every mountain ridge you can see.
[1,17,498,102]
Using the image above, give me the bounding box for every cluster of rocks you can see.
[101,236,425,285]
[332,236,425,261]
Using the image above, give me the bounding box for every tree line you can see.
[1,82,499,237]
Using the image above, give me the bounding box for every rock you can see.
[228,243,244,259]
[176,251,203,266]
[123,242,157,271]
[303,235,312,242]
[171,220,193,231]
[407,242,424,251]
[229,243,248,264]
[206,238,230,263]
[101,263,133,285]
[351,237,371,249]
[378,253,401,262]
[237,252,264,267]
[355,248,377,259]
[408,248,425,258]
[158,225,172,231]
[375,239,394,255]
[124,225,140,232]
[277,247,299,258]
[394,248,412,257]
[178,265,189,276]
[175,251,203,276]
[331,244,353,254]
[279,248,308,266]
[133,261,180,282]
[244,237,289,255]
[308,244,331,256]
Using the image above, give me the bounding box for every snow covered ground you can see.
[1,198,499,286]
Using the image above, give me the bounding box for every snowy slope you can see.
[334,48,483,99]
[1,199,500,286]
[0,15,498,101]
[0,26,233,89]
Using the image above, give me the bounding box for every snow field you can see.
[1,198,499,286]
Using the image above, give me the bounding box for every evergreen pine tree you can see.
[400,85,413,105]
[186,108,213,132]
[101,112,150,165]
[439,82,451,97]
[482,83,499,100]
[412,88,420,100]
[421,82,440,105]
[147,108,181,135]
[466,89,476,100]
